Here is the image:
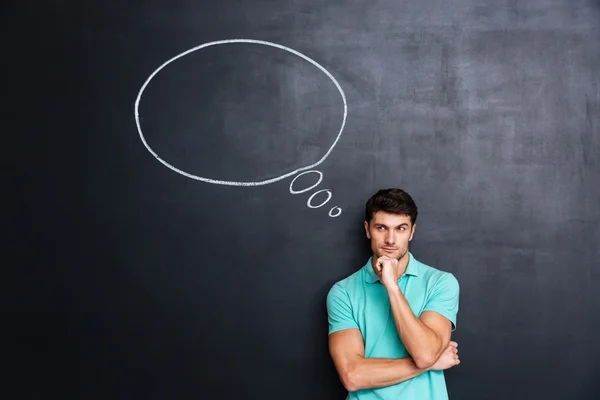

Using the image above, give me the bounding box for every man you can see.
[327,188,460,399]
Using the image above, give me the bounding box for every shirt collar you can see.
[364,252,419,283]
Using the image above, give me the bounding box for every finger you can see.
[449,341,458,347]
[378,256,392,264]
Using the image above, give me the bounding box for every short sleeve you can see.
[422,273,460,331]
[326,283,359,335]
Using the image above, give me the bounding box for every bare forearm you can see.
[346,356,428,392]
[386,285,443,367]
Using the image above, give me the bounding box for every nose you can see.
[385,230,396,244]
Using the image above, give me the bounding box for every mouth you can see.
[382,247,397,252]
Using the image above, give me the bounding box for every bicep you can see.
[328,328,365,374]
[327,284,364,375]
[419,273,460,351]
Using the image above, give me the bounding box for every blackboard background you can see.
[5,1,600,399]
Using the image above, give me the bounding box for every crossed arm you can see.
[386,284,453,369]
[327,283,456,392]
[328,309,452,393]
[328,328,430,392]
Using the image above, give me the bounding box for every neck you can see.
[397,252,410,273]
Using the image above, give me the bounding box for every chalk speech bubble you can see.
[134,39,348,187]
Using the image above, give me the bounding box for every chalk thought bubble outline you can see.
[134,39,348,187]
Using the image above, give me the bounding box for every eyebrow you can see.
[375,223,409,228]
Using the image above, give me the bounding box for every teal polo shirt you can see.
[327,252,460,400]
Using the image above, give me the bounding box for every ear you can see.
[408,223,416,241]
[364,220,371,239]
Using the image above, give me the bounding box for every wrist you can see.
[383,280,400,292]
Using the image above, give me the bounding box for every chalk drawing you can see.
[134,39,346,217]
[289,171,323,194]
[288,170,342,217]
[134,39,347,187]
[307,189,332,208]
[328,207,342,218]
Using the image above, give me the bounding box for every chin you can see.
[376,250,401,259]
[390,250,406,260]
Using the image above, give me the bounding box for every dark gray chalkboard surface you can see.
[6,0,600,399]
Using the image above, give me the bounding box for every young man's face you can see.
[364,211,416,261]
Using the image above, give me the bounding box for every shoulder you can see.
[415,257,459,291]
[414,257,460,329]
[326,266,365,307]
[327,268,363,297]
[326,268,365,334]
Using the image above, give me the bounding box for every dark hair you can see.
[365,188,418,225]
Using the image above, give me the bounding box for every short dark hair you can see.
[365,188,418,225]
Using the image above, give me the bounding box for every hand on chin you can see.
[375,254,401,286]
